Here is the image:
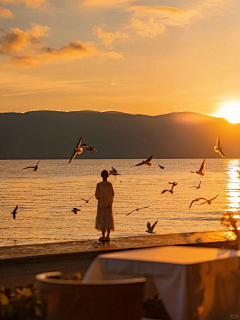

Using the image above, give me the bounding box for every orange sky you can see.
[0,0,240,117]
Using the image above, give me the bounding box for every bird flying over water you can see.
[79,195,94,203]
[109,167,121,179]
[69,136,88,164]
[198,194,219,205]
[86,146,97,154]
[72,208,81,214]
[134,155,153,167]
[161,182,177,194]
[126,206,149,216]
[146,220,158,234]
[214,137,225,158]
[23,161,40,171]
[189,194,219,209]
[11,205,18,219]
[158,165,164,169]
[191,159,206,176]
[190,181,201,189]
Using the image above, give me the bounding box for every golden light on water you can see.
[226,160,240,212]
[215,101,240,123]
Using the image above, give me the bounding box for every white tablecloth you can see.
[83,246,240,320]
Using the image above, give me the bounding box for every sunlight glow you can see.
[216,101,240,123]
[226,160,240,212]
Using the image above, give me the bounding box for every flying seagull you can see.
[161,182,177,194]
[23,161,40,171]
[69,136,88,164]
[198,194,219,205]
[134,155,153,167]
[189,194,219,209]
[11,205,18,219]
[146,220,158,234]
[214,137,225,158]
[126,206,149,216]
[72,208,81,214]
[109,167,121,179]
[86,146,97,154]
[191,159,206,176]
[158,165,164,169]
[190,181,202,189]
[79,195,94,203]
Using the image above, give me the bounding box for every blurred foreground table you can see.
[83,246,240,320]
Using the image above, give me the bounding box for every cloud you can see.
[0,0,49,9]
[0,25,123,67]
[93,25,129,45]
[82,0,142,8]
[0,6,14,18]
[127,6,199,37]
[0,23,50,54]
[125,0,232,38]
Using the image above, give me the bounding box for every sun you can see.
[216,101,240,123]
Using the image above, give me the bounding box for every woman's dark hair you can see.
[101,170,109,179]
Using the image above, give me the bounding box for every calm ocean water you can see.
[0,159,239,247]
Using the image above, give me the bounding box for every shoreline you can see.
[0,230,236,265]
[0,230,237,289]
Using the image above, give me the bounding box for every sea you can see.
[0,158,239,247]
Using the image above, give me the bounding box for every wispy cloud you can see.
[93,24,129,45]
[82,0,142,8]
[0,0,49,9]
[0,24,122,67]
[0,6,14,18]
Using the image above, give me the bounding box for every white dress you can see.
[95,180,115,233]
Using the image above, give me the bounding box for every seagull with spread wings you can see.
[134,155,153,167]
[79,195,94,203]
[126,206,149,216]
[72,208,81,214]
[146,220,158,234]
[69,136,88,164]
[109,167,121,179]
[189,194,219,209]
[191,159,206,176]
[214,137,225,157]
[11,205,18,219]
[23,160,40,171]
[161,182,177,194]
[190,181,202,189]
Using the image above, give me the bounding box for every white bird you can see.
[146,220,158,234]
[214,137,225,158]
[86,146,97,154]
[135,155,153,167]
[69,136,88,164]
[191,159,206,176]
[109,167,121,179]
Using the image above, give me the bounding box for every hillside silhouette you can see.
[0,110,240,159]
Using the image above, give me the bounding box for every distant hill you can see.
[0,110,240,159]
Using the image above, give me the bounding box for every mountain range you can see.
[0,110,240,159]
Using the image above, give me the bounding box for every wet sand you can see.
[0,230,237,288]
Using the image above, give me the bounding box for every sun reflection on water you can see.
[226,160,240,212]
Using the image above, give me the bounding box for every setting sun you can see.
[216,101,240,123]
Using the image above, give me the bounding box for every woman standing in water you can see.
[95,170,115,241]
